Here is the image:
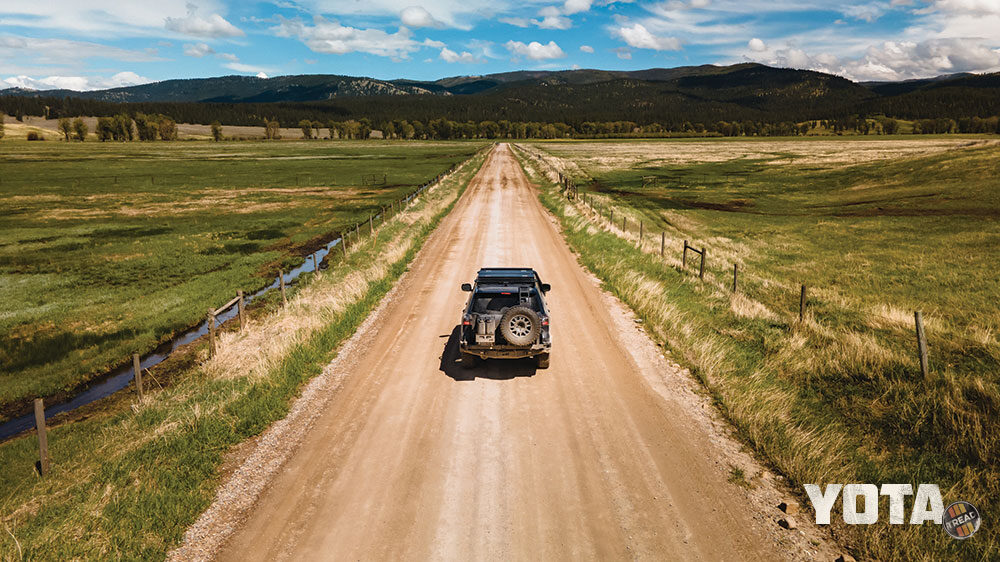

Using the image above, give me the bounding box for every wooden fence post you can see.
[34,399,48,476]
[312,252,319,275]
[660,232,665,257]
[682,240,689,268]
[639,221,644,246]
[279,270,287,305]
[133,353,144,401]
[341,234,348,258]
[915,312,929,379]
[237,290,245,331]
[208,309,216,357]
[369,214,374,235]
[610,209,614,225]
[622,216,627,232]
[699,247,706,280]
[799,285,808,322]
[733,264,738,293]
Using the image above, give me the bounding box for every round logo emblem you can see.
[942,501,981,540]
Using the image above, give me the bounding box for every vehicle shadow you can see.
[439,325,538,381]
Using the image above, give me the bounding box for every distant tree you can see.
[478,120,499,139]
[299,119,313,139]
[398,120,415,139]
[58,117,72,141]
[72,118,88,141]
[112,113,134,141]
[312,120,323,139]
[26,131,43,141]
[158,116,178,140]
[326,120,339,139]
[342,120,360,139]
[381,120,396,139]
[412,120,427,139]
[264,120,280,140]
[134,113,158,141]
[429,118,453,140]
[210,120,223,141]
[96,117,115,141]
[497,120,511,138]
[358,118,372,140]
[880,118,899,135]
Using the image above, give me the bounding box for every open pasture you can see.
[525,137,1000,559]
[0,140,481,418]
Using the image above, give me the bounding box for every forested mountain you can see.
[1,63,998,131]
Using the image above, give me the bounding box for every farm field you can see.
[518,137,1000,559]
[0,139,482,419]
[1,115,326,141]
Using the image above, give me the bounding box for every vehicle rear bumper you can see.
[460,342,550,359]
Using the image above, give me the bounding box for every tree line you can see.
[1,87,998,141]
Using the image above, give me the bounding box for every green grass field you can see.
[0,140,482,418]
[517,138,1000,560]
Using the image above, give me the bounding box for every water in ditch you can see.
[0,178,436,441]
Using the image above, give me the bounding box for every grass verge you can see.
[0,146,489,561]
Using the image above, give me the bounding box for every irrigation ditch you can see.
[1,164,458,443]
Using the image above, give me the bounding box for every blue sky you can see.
[2,0,999,90]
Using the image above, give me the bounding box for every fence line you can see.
[14,155,476,461]
[550,161,935,380]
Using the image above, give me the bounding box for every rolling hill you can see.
[1,63,998,127]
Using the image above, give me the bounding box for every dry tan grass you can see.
[203,160,468,382]
[537,138,997,174]
[730,293,779,321]
[1,114,315,141]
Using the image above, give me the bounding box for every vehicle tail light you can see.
[462,319,471,326]
[542,318,549,326]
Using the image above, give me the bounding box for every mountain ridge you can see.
[2,64,997,127]
[7,63,992,105]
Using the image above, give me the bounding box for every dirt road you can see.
[213,144,804,560]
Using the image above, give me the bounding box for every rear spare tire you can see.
[499,306,541,346]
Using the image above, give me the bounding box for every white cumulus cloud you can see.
[746,37,1000,81]
[534,15,572,29]
[165,3,244,38]
[273,16,440,59]
[3,71,151,91]
[183,42,214,57]
[562,0,593,15]
[748,37,766,52]
[440,47,482,63]
[580,44,594,53]
[612,23,682,51]
[505,40,567,60]
[400,6,442,28]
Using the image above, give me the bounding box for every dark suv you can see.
[460,268,552,369]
